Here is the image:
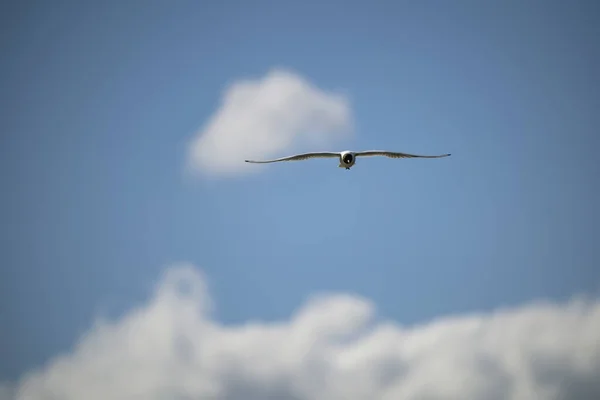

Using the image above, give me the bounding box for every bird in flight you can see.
[245,150,451,170]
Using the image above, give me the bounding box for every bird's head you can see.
[341,151,354,164]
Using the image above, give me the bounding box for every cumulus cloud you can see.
[7,263,600,400]
[186,68,353,177]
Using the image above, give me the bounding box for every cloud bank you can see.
[186,69,353,177]
[5,263,600,400]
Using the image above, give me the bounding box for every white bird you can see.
[245,150,451,170]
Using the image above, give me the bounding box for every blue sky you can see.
[1,0,599,391]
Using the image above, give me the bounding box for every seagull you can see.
[245,150,451,170]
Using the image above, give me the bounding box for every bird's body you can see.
[245,150,451,170]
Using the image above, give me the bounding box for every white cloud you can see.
[185,68,353,177]
[0,383,15,400]
[8,263,600,400]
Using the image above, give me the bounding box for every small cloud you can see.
[185,68,353,178]
[7,264,600,400]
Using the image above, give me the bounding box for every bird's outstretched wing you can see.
[354,150,451,159]
[245,152,340,164]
